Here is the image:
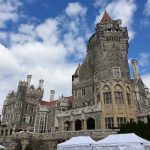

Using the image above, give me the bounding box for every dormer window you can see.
[113,67,121,77]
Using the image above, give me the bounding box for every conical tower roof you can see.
[100,10,112,23]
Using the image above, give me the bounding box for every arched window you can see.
[114,85,124,104]
[103,85,112,104]
[64,121,70,131]
[87,118,95,130]
[75,120,82,131]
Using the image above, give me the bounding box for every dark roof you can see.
[39,100,56,107]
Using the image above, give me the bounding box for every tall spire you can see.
[100,10,112,23]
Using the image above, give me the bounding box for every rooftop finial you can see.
[100,10,112,23]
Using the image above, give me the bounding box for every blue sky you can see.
[0,0,150,112]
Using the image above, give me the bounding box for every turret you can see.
[131,59,140,80]
[27,75,32,88]
[100,10,112,24]
[50,90,55,102]
[39,79,44,90]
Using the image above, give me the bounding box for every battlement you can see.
[16,75,44,97]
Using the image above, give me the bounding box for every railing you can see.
[10,129,119,141]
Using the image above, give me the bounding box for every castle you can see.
[0,10,150,149]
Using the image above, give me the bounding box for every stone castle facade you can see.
[0,10,150,144]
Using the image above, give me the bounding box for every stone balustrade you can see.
[0,129,119,150]
[11,129,118,141]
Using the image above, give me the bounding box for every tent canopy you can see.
[0,145,5,149]
[58,136,96,146]
[95,133,150,145]
[57,136,96,150]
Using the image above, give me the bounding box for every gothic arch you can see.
[87,118,95,130]
[75,119,82,131]
[102,85,112,104]
[126,86,131,93]
[114,84,124,91]
[114,84,124,104]
[102,85,111,92]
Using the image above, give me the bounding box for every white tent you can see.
[57,136,96,150]
[93,133,150,150]
[0,145,5,149]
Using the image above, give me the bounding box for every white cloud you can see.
[95,0,137,41]
[0,44,19,74]
[93,0,108,8]
[141,0,150,27]
[0,0,21,28]
[0,2,89,112]
[138,53,150,67]
[36,19,60,43]
[65,2,87,17]
[140,18,150,27]
[142,74,150,90]
[143,0,150,16]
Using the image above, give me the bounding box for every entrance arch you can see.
[64,121,71,131]
[87,118,95,130]
[75,119,82,131]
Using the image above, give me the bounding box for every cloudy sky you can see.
[0,0,150,112]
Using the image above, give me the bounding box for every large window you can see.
[64,121,71,131]
[14,114,20,122]
[117,117,126,127]
[87,118,95,130]
[105,117,113,129]
[127,93,131,105]
[103,92,112,104]
[75,120,82,131]
[115,91,124,104]
[113,67,121,77]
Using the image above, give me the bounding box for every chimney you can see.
[27,75,32,88]
[39,79,44,89]
[131,59,140,80]
[50,90,55,101]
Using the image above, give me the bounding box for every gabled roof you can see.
[100,10,112,23]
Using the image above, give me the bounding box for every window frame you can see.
[103,91,112,104]
[117,117,126,127]
[115,91,124,104]
[105,117,114,129]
